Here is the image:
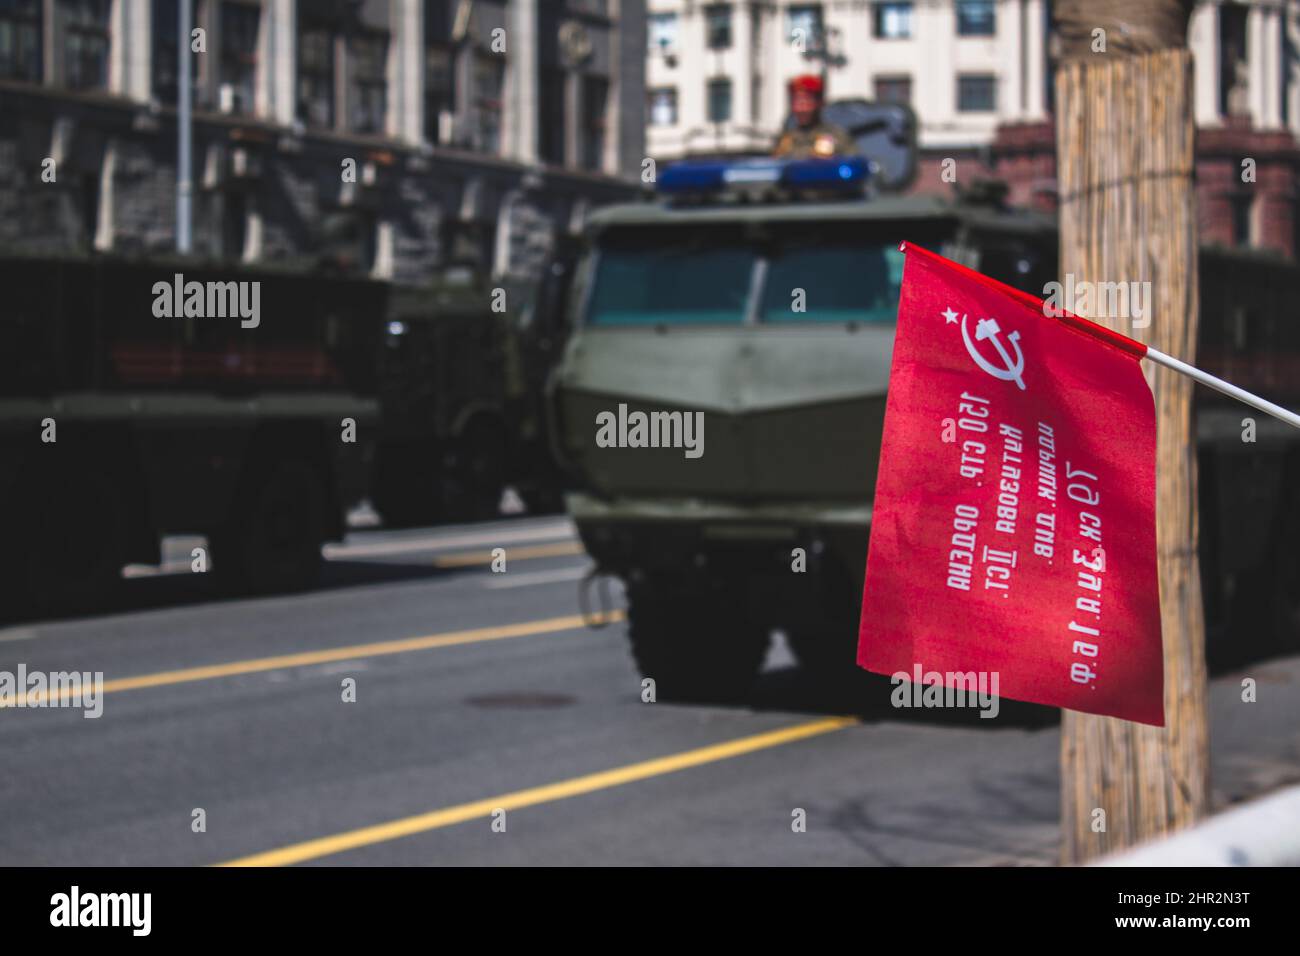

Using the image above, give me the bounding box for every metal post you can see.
[177,0,193,254]
[1145,346,1300,430]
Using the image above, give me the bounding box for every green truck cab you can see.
[549,159,1300,701]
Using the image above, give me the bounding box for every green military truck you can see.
[0,250,386,615]
[370,267,519,527]
[0,248,567,616]
[548,158,1300,700]
[368,256,576,527]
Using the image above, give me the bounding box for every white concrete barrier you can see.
[1098,785,1300,866]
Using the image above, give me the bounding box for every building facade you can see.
[646,0,1049,157]
[0,0,647,283]
[645,0,1300,258]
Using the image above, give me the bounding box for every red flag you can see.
[857,243,1163,726]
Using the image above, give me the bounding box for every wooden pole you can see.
[1056,39,1209,861]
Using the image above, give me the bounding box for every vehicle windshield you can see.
[586,233,754,326]
[584,225,910,327]
[759,240,904,324]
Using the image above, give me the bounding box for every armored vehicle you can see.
[549,157,1300,700]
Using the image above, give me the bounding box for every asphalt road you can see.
[2,514,1298,866]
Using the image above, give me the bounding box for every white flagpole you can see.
[1145,347,1300,430]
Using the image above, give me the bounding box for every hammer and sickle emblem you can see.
[960,314,1026,390]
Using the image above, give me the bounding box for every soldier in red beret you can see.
[773,74,857,159]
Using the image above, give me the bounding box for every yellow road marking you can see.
[217,716,857,867]
[431,540,584,567]
[2,611,622,708]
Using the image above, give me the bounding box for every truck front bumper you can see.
[567,491,872,578]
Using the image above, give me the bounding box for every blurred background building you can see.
[0,0,646,283]
[3,1,1298,274]
[646,0,1047,156]
[645,0,1300,258]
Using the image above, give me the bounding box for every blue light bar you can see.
[658,155,871,199]
[785,156,869,187]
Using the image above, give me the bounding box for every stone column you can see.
[112,0,152,101]
[507,0,538,162]
[1003,0,1024,117]
[1287,3,1300,133]
[1262,2,1284,129]
[912,0,949,127]
[1190,1,1220,127]
[1023,0,1048,120]
[1248,1,1283,129]
[734,1,753,135]
[260,0,297,127]
[389,0,423,143]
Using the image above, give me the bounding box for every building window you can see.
[957,74,996,112]
[425,0,454,144]
[539,68,565,163]
[875,75,911,105]
[60,0,110,90]
[1231,194,1253,247]
[152,0,198,103]
[75,164,100,247]
[1218,2,1248,117]
[0,0,42,83]
[297,21,336,128]
[873,1,912,40]
[648,86,677,126]
[221,190,248,260]
[956,0,996,37]
[473,52,504,153]
[582,75,608,171]
[349,32,388,134]
[648,12,677,52]
[425,47,454,144]
[707,77,731,123]
[787,5,823,46]
[337,210,378,273]
[705,5,732,50]
[297,9,391,134]
[218,1,259,115]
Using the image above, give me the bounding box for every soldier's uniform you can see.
[772,123,858,159]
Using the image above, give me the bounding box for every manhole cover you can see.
[465,692,576,710]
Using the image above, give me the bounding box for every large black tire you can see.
[371,439,443,529]
[785,564,862,677]
[517,483,565,516]
[442,418,506,522]
[212,458,327,594]
[626,577,769,703]
[6,454,128,616]
[786,617,862,677]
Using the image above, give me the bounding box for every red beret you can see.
[788,74,824,95]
